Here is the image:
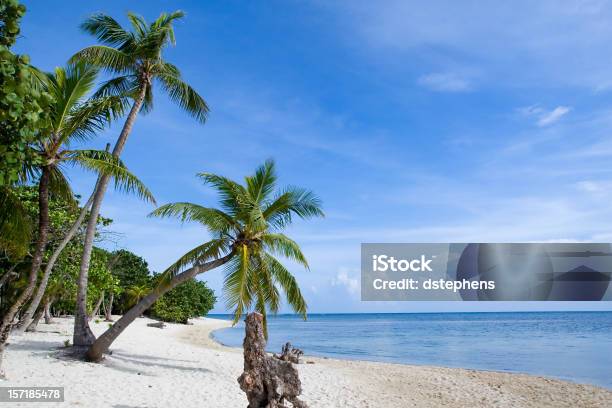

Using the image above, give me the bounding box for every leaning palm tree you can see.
[69,10,209,347]
[85,160,323,361]
[0,62,155,376]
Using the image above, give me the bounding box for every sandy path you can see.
[2,316,611,407]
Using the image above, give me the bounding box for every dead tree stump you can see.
[237,313,308,408]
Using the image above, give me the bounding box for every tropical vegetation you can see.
[0,1,322,378]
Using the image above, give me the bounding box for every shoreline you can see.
[4,316,611,407]
[205,316,610,390]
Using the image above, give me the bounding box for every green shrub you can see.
[0,0,52,186]
[150,279,216,324]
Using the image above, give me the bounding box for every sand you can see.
[2,316,611,407]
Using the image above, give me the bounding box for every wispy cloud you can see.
[518,105,571,127]
[322,1,612,90]
[417,72,472,92]
[537,106,572,126]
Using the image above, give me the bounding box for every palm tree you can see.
[0,62,155,376]
[85,160,323,361]
[125,284,149,308]
[12,63,156,335]
[69,10,209,347]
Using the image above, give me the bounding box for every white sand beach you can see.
[3,316,611,408]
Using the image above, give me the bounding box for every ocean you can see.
[210,312,612,389]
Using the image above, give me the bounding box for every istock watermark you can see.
[361,243,612,301]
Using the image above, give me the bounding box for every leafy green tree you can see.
[150,278,215,324]
[87,247,120,319]
[0,1,50,265]
[86,160,323,361]
[0,0,51,186]
[109,249,151,313]
[0,187,110,332]
[70,10,209,347]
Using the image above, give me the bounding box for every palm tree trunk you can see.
[74,85,148,348]
[104,292,114,321]
[26,306,44,332]
[43,297,53,324]
[14,193,95,334]
[0,166,51,377]
[89,291,104,320]
[86,252,233,362]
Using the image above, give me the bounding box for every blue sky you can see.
[17,0,612,313]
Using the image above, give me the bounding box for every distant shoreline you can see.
[209,311,612,390]
[209,310,612,317]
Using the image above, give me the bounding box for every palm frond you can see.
[93,75,139,99]
[48,166,76,206]
[70,45,134,74]
[127,12,148,40]
[150,10,185,46]
[27,64,50,92]
[80,13,136,49]
[47,62,99,135]
[197,173,249,217]
[261,233,309,268]
[157,72,208,123]
[224,244,253,325]
[246,159,276,203]
[256,255,280,314]
[60,95,127,145]
[148,202,236,232]
[66,150,156,204]
[264,186,324,229]
[264,253,307,318]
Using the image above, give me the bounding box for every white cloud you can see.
[330,268,360,296]
[576,180,603,193]
[537,106,572,126]
[518,105,571,127]
[417,72,471,92]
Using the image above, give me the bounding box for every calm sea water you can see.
[211,312,612,389]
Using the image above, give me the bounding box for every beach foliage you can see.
[109,249,152,312]
[150,278,216,324]
[0,0,51,187]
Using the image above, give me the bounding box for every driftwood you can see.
[274,342,303,364]
[237,313,307,408]
[146,321,166,329]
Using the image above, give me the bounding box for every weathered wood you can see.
[146,321,166,329]
[237,313,307,408]
[274,342,303,364]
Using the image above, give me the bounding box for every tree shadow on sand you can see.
[111,350,197,364]
[104,352,211,375]
[6,339,57,351]
[113,405,147,408]
[6,339,67,357]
